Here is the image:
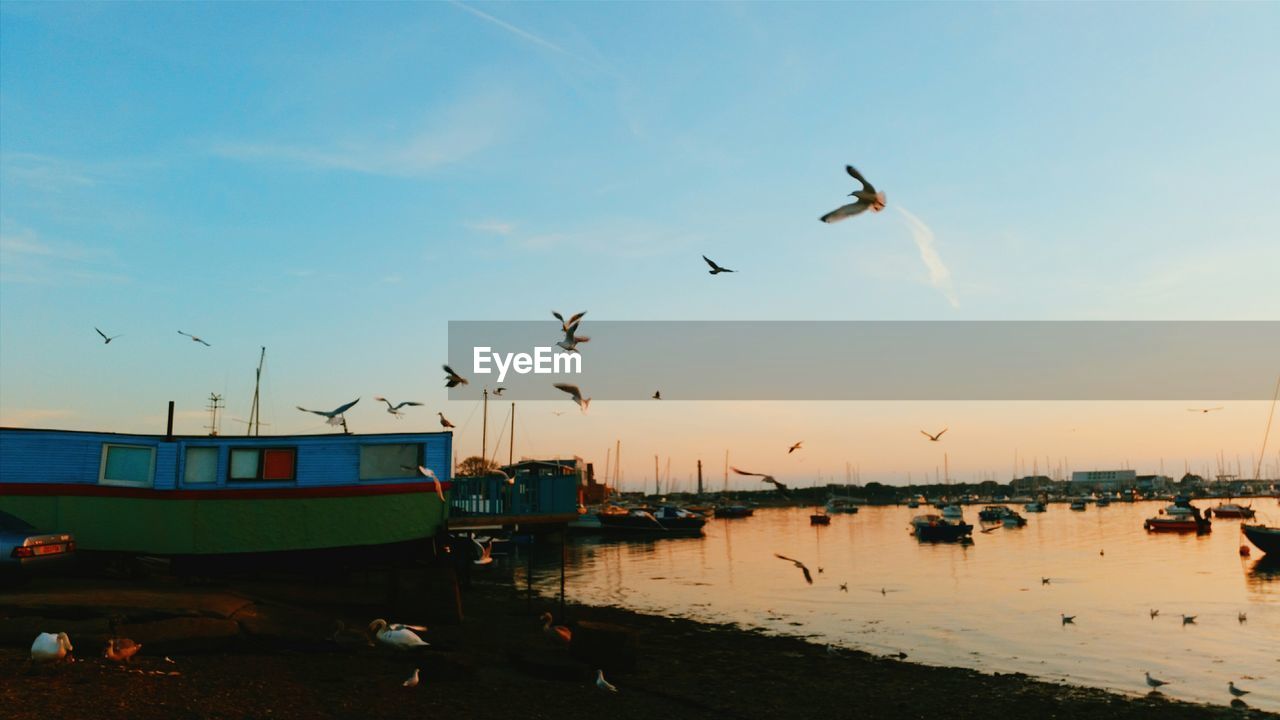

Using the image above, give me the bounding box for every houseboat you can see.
[0,427,452,567]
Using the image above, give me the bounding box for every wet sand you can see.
[1,577,1271,720]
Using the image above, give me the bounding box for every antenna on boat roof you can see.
[205,393,224,437]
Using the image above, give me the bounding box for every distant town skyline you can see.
[2,3,1277,486]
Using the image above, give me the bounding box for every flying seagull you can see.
[493,387,506,396]
[774,553,813,584]
[1145,671,1170,690]
[596,669,618,693]
[1041,577,1051,585]
[1238,612,1247,624]
[417,466,446,502]
[1229,681,1250,698]
[178,330,211,346]
[296,398,359,426]
[1150,609,1159,619]
[788,441,803,454]
[473,538,494,566]
[556,322,590,353]
[731,467,788,493]
[553,311,587,332]
[702,255,734,274]
[921,428,948,442]
[443,365,469,388]
[839,583,848,592]
[437,412,456,429]
[820,165,886,223]
[1060,614,1075,625]
[373,396,423,418]
[1187,407,1223,413]
[652,391,661,400]
[1181,614,1197,625]
[553,383,590,413]
[95,327,122,344]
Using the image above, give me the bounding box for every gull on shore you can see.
[1229,681,1250,698]
[178,330,211,346]
[103,638,141,663]
[702,255,734,274]
[296,398,359,427]
[95,327,122,344]
[596,669,618,692]
[553,383,590,413]
[1145,671,1170,689]
[368,619,429,650]
[1181,614,1196,625]
[819,165,886,224]
[774,553,814,585]
[1060,614,1075,626]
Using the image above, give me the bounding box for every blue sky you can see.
[2,2,1277,484]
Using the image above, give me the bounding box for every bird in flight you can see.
[556,321,590,353]
[553,383,590,413]
[732,467,788,494]
[437,412,456,429]
[473,537,494,566]
[839,583,848,592]
[1181,614,1197,625]
[921,428,948,442]
[788,441,803,454]
[416,466,446,502]
[1060,614,1075,625]
[95,327,122,344]
[702,255,734,275]
[552,310,587,333]
[652,391,661,400]
[296,398,359,426]
[774,554,814,584]
[443,365,468,388]
[493,387,506,397]
[373,396,423,418]
[1145,672,1170,690]
[1149,609,1159,619]
[1238,612,1247,624]
[551,410,566,416]
[1041,577,1051,585]
[178,330,211,346]
[1187,407,1223,413]
[820,166,886,223]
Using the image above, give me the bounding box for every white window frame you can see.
[99,443,157,487]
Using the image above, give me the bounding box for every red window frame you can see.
[228,447,296,482]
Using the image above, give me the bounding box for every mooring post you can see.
[526,533,533,612]
[559,526,566,621]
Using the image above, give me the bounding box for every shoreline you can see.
[1,576,1272,719]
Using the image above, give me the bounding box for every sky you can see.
[2,2,1278,488]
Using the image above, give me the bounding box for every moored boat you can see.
[1023,500,1046,512]
[810,513,831,525]
[910,514,973,542]
[714,504,754,519]
[1143,500,1211,534]
[978,505,1016,522]
[824,497,860,514]
[1242,523,1280,555]
[1069,498,1087,511]
[1207,503,1255,519]
[1001,511,1028,527]
[597,505,706,536]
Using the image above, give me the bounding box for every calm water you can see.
[524,501,1279,711]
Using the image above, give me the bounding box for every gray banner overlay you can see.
[446,321,1280,401]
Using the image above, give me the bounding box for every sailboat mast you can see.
[247,346,266,436]
[509,402,515,466]
[723,450,729,492]
[654,455,660,496]
[480,388,488,469]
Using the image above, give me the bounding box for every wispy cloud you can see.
[213,91,518,177]
[450,1,582,63]
[466,219,516,235]
[896,206,959,308]
[0,153,97,193]
[0,408,75,427]
[0,226,129,285]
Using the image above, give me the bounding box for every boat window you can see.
[359,444,420,480]
[100,444,155,487]
[229,447,296,482]
[184,447,219,484]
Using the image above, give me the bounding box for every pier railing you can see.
[448,473,579,528]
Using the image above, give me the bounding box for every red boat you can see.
[810,513,831,526]
[1144,501,1211,534]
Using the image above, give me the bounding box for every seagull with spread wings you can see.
[556,322,590,353]
[774,553,814,584]
[553,383,590,413]
[820,165,886,223]
[296,398,359,426]
[95,327,122,344]
[702,255,734,274]
[921,428,948,442]
[1187,407,1223,414]
[553,310,587,332]
[417,466,446,501]
[178,330,211,346]
[732,466,788,494]
[373,396,423,418]
[788,441,803,454]
[443,365,468,388]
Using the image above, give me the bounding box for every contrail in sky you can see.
[450,1,576,59]
[896,206,959,308]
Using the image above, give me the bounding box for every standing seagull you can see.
[553,383,590,413]
[1187,407,1223,413]
[702,255,734,275]
[819,166,886,223]
[373,396,423,418]
[95,327,122,344]
[296,398,359,427]
[596,669,618,693]
[443,365,469,388]
[437,412,456,429]
[774,553,814,584]
[921,428,948,442]
[1228,681,1250,698]
[788,441,803,454]
[403,668,420,688]
[178,330,211,346]
[1145,672,1170,690]
[553,311,587,332]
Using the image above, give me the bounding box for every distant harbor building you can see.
[1070,469,1137,493]
[1011,475,1054,494]
[1134,474,1172,492]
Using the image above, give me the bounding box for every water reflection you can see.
[525,502,1276,711]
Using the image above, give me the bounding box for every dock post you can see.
[559,526,566,621]
[526,532,533,612]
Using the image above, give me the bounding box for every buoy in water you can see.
[1239,545,1251,557]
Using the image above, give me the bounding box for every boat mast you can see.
[654,455,660,496]
[508,402,515,466]
[480,388,488,470]
[246,346,266,436]
[723,450,729,493]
